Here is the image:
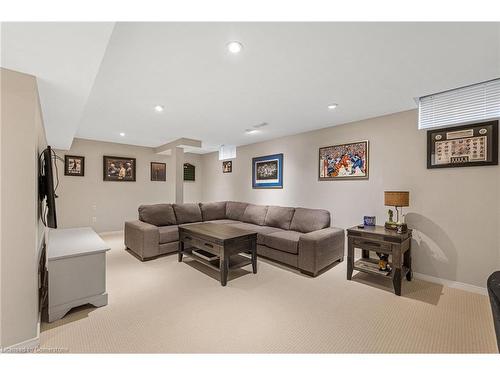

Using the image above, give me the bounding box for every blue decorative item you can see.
[252,153,283,189]
[363,216,376,226]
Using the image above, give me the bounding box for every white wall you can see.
[55,140,204,232]
[201,110,500,288]
[0,68,46,348]
[56,138,176,233]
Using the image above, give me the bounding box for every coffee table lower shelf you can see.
[182,248,253,272]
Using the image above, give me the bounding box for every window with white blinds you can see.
[418,78,500,130]
[219,145,236,160]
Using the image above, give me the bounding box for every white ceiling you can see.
[2,22,500,152]
[1,22,115,149]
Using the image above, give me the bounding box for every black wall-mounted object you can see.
[38,146,58,228]
[184,163,195,181]
[487,271,500,352]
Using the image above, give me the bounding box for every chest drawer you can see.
[351,237,391,252]
[193,238,222,255]
[180,232,222,256]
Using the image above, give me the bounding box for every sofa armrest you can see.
[124,220,159,260]
[298,227,345,276]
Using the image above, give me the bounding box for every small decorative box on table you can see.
[346,225,412,296]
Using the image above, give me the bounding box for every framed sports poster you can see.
[103,156,136,181]
[252,153,283,189]
[427,120,498,169]
[319,140,369,180]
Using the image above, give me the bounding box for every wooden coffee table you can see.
[178,223,257,286]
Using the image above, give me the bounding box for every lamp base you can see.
[385,221,398,231]
[385,222,408,233]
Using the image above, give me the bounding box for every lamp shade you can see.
[384,191,409,207]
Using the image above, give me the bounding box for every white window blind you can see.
[418,78,500,130]
[219,145,236,160]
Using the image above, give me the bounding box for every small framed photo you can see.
[151,162,166,181]
[64,155,85,177]
[103,156,136,181]
[252,153,283,189]
[363,216,376,226]
[222,160,232,173]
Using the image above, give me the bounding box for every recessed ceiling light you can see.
[245,129,259,135]
[119,132,125,137]
[227,41,243,54]
[154,105,164,112]
[327,103,338,110]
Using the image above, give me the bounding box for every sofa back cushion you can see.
[226,201,248,221]
[172,203,202,224]
[139,204,177,226]
[264,206,295,230]
[290,207,330,233]
[200,201,227,221]
[241,204,268,226]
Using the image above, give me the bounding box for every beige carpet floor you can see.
[39,232,498,353]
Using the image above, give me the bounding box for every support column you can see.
[154,138,201,205]
[174,147,184,204]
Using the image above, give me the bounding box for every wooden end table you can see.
[346,225,412,296]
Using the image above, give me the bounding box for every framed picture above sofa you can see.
[150,162,166,181]
[64,155,85,177]
[184,163,195,181]
[222,160,232,173]
[252,153,283,189]
[319,140,369,180]
[427,120,498,169]
[103,156,136,181]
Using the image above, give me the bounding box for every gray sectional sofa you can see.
[124,201,344,276]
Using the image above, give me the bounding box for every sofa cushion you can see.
[172,203,202,224]
[158,225,179,244]
[264,206,295,230]
[139,204,177,226]
[226,201,248,221]
[227,222,282,244]
[200,201,227,221]
[290,207,330,233]
[241,204,268,226]
[262,230,301,254]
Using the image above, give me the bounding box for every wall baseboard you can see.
[414,272,487,296]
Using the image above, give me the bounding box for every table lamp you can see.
[384,191,409,232]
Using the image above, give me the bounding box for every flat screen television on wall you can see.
[38,146,58,228]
